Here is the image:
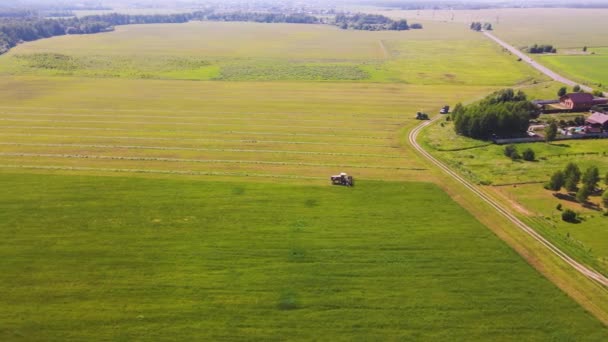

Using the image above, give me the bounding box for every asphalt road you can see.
[483,31,596,93]
[409,117,608,287]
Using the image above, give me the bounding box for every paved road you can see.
[409,117,608,287]
[483,31,596,93]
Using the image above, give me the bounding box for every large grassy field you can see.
[0,21,536,84]
[1,173,606,340]
[1,18,606,338]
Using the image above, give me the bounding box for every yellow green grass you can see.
[0,22,537,84]
[0,76,495,182]
[365,8,608,49]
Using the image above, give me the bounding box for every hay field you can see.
[0,22,536,84]
[0,77,495,182]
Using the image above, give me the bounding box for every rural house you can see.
[560,93,608,111]
[585,112,608,133]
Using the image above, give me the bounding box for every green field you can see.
[1,173,606,340]
[538,49,608,89]
[0,22,536,84]
[1,18,607,338]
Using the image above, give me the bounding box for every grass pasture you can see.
[1,173,606,340]
[0,22,537,85]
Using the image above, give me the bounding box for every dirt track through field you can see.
[409,117,608,287]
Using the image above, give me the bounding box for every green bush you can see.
[522,148,535,161]
[562,209,579,223]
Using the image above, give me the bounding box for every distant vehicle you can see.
[439,105,450,114]
[331,172,354,187]
[416,112,430,120]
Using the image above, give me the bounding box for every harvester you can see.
[331,172,354,187]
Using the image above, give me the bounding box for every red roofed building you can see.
[560,93,608,111]
[585,112,608,133]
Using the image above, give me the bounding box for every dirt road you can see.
[409,117,608,287]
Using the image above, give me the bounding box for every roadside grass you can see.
[0,173,606,340]
[0,21,537,84]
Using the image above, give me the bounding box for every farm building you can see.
[586,112,608,132]
[559,93,608,111]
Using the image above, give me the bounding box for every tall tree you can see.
[546,170,565,191]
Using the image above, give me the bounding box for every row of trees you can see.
[557,85,604,97]
[334,14,420,31]
[527,44,557,54]
[546,162,606,206]
[206,12,319,24]
[0,12,216,54]
[0,11,424,55]
[451,89,538,140]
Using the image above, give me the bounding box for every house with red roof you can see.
[560,93,608,112]
[585,112,608,133]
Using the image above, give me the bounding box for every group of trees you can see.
[334,14,420,31]
[206,12,319,25]
[504,144,535,161]
[469,22,492,31]
[558,85,604,98]
[451,89,538,140]
[546,162,608,212]
[527,44,557,54]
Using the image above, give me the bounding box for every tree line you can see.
[0,11,423,55]
[527,44,557,54]
[334,14,421,31]
[451,89,538,140]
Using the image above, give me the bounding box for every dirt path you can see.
[409,117,608,287]
[483,31,602,94]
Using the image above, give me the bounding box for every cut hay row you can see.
[0,164,325,180]
[0,112,405,126]
[0,125,394,140]
[0,133,397,148]
[0,106,407,120]
[0,118,396,133]
[0,152,421,170]
[0,142,404,158]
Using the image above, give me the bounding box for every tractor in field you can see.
[439,105,450,114]
[331,172,354,187]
